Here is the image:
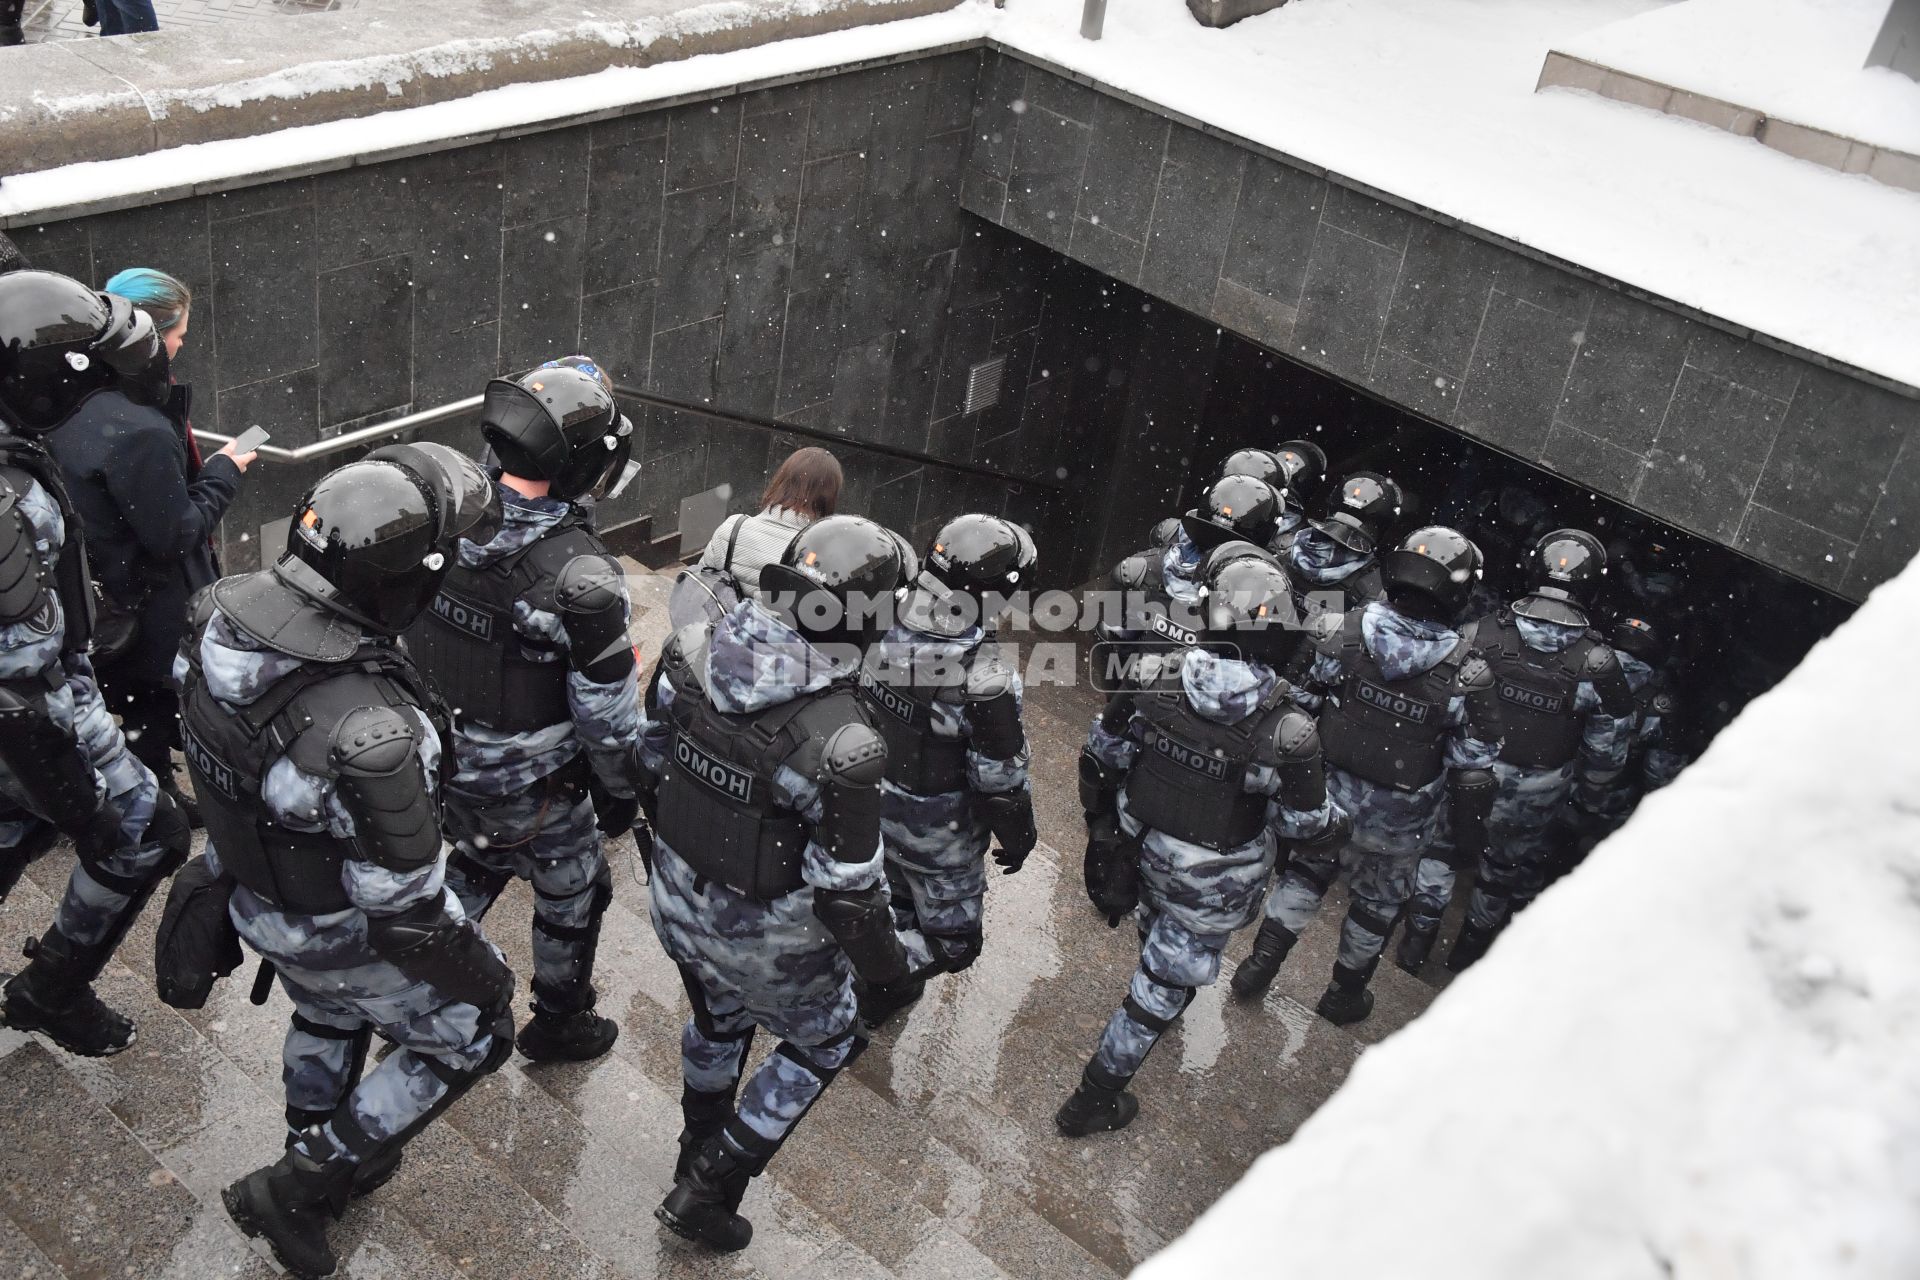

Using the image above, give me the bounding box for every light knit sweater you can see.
[698,505,812,592]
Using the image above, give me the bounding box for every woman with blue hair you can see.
[50,266,255,825]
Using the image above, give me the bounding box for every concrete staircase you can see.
[0,565,1457,1279]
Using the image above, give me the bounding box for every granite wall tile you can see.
[206,176,312,223]
[776,287,843,413]
[808,68,878,159]
[220,366,318,449]
[1220,155,1324,311]
[898,128,968,259]
[1752,367,1915,542]
[1635,368,1790,542]
[213,203,317,391]
[733,97,809,255]
[666,100,743,194]
[717,244,792,387]
[1538,420,1646,505]
[1369,345,1462,422]
[318,254,412,425]
[1736,504,1853,593]
[1079,93,1168,245]
[1211,277,1297,355]
[413,159,504,335]
[503,129,589,226]
[499,215,585,369]
[655,182,735,332]
[649,317,721,404]
[928,51,982,135]
[1139,126,1246,316]
[1555,292,1690,455]
[1376,223,1499,379]
[830,331,898,441]
[1068,217,1145,286]
[1492,254,1594,323]
[883,250,958,441]
[1320,184,1412,253]
[1291,223,1401,384]
[584,132,666,296]
[1843,438,1920,596]
[84,196,216,385]
[969,53,1025,181]
[1004,104,1092,254]
[313,163,419,271]
[1456,290,1583,457]
[579,282,655,391]
[1683,323,1803,403]
[413,319,498,412]
[794,150,868,291]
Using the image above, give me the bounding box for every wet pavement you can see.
[13,0,358,44]
[0,563,1468,1279]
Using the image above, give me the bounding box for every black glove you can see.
[978,790,1037,875]
[1083,813,1138,928]
[589,777,640,837]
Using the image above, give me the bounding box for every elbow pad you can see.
[557,554,636,685]
[366,894,514,1013]
[1586,644,1636,718]
[818,722,886,863]
[814,884,908,986]
[0,485,49,626]
[0,680,104,835]
[1078,745,1122,817]
[331,707,441,872]
[965,659,1025,761]
[1270,708,1327,813]
[1459,654,1505,744]
[1447,766,1496,866]
[975,789,1036,858]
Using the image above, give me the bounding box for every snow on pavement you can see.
[1137,551,1920,1277]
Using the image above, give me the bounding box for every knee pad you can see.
[1345,898,1400,940]
[927,926,984,974]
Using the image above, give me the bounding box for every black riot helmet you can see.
[1180,474,1282,555]
[1198,553,1300,667]
[1513,528,1606,626]
[278,446,500,635]
[1270,439,1328,513]
[1311,471,1403,556]
[1218,448,1284,489]
[1608,614,1666,668]
[480,365,633,501]
[1381,526,1483,623]
[759,514,906,655]
[903,513,1036,637]
[0,269,169,433]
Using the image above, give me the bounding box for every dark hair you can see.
[760,447,842,520]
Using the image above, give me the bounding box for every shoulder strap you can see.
[721,513,747,576]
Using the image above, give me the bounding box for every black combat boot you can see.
[284,1111,403,1200]
[1055,1062,1139,1138]
[1394,917,1439,975]
[223,1131,356,1278]
[1445,920,1497,973]
[1229,919,1298,1001]
[674,1084,738,1182]
[657,1132,755,1252]
[0,931,135,1056]
[856,973,925,1030]
[516,998,619,1062]
[1314,959,1377,1027]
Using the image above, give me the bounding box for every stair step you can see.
[1,1196,70,1280]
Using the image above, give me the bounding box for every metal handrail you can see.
[197,384,1067,492]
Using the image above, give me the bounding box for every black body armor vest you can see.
[654,633,874,901]
[1121,675,1293,850]
[1317,613,1468,791]
[1474,613,1595,771]
[0,440,95,655]
[180,623,444,915]
[856,663,968,796]
[407,518,600,733]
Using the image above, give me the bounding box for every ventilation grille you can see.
[963,356,1007,415]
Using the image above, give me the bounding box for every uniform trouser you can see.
[1263,842,1419,973]
[1089,907,1231,1083]
[884,853,987,978]
[1464,823,1559,933]
[443,781,609,1015]
[1,665,171,970]
[676,964,860,1162]
[273,954,501,1162]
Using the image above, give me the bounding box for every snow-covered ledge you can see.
[0,0,964,179]
[1139,561,1920,1276]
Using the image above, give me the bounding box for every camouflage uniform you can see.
[439,486,642,1019]
[1572,650,1687,833]
[1264,604,1501,971]
[867,623,1030,976]
[639,602,879,1161]
[183,612,506,1150]
[0,473,171,970]
[1404,615,1633,937]
[1287,526,1382,619]
[1084,650,1339,1081]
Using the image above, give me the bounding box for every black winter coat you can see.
[51,384,241,683]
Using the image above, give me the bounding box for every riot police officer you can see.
[1558,613,1688,871]
[1419,529,1635,971]
[410,362,642,1062]
[1105,474,1284,685]
[1066,549,1345,1134]
[1264,439,1328,555]
[856,513,1038,1027]
[1287,470,1403,619]
[0,270,191,1057]
[178,444,512,1279]
[1232,527,1502,1023]
[639,515,909,1251]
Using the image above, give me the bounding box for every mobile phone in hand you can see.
[229,425,272,454]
